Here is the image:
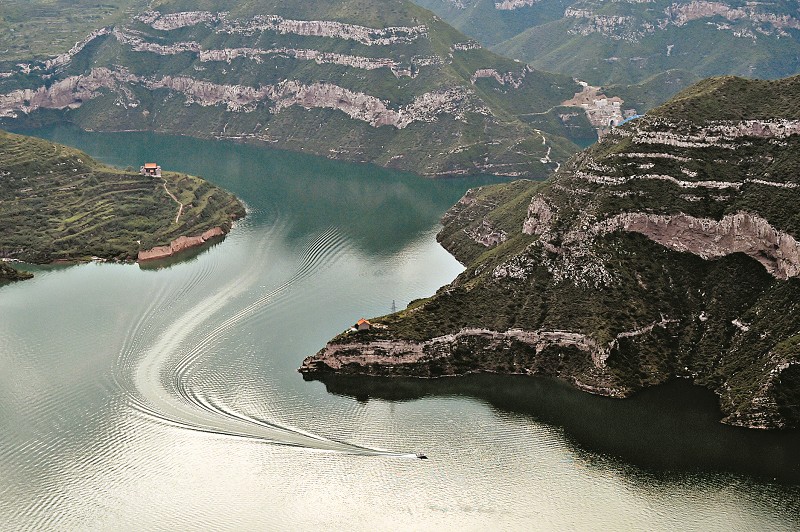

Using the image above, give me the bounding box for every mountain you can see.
[0,0,592,178]
[300,74,800,430]
[415,0,800,102]
[0,129,244,263]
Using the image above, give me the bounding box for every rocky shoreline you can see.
[137,226,227,262]
[0,262,33,282]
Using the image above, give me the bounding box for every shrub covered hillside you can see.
[416,0,800,92]
[302,75,800,430]
[0,0,585,178]
[0,129,244,263]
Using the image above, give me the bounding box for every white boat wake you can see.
[114,223,417,458]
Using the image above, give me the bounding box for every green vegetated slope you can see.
[303,74,800,429]
[0,0,586,178]
[0,129,244,263]
[416,0,800,106]
[0,0,148,62]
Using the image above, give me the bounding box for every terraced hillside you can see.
[416,0,800,99]
[0,129,244,263]
[0,0,148,62]
[0,0,585,178]
[301,75,800,430]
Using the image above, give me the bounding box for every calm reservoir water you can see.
[1,126,799,529]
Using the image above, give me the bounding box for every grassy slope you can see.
[652,75,800,121]
[0,0,148,63]
[318,75,800,427]
[0,129,244,263]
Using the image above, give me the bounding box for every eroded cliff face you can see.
[138,227,225,261]
[494,0,538,10]
[0,66,487,129]
[596,212,800,280]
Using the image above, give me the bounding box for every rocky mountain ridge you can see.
[0,0,591,178]
[415,0,800,103]
[301,75,800,430]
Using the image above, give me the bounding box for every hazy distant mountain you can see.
[415,0,800,100]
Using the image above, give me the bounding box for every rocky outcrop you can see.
[135,11,428,46]
[561,0,800,44]
[466,219,508,247]
[301,326,611,379]
[220,15,428,45]
[665,2,800,33]
[597,211,800,280]
[470,66,531,88]
[522,196,555,236]
[494,0,538,11]
[565,9,645,42]
[0,67,489,128]
[137,227,226,262]
[111,28,439,78]
[44,27,113,71]
[136,11,221,31]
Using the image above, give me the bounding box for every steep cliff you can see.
[0,0,585,178]
[301,75,800,430]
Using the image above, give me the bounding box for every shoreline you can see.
[137,226,227,262]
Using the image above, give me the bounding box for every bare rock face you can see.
[0,66,487,128]
[561,1,800,44]
[135,11,429,46]
[137,227,225,261]
[300,326,616,388]
[597,212,800,280]
[466,219,507,247]
[522,196,555,236]
[470,66,531,88]
[494,0,538,10]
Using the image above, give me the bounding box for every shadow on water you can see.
[316,373,800,483]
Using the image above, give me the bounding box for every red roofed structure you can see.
[140,162,162,177]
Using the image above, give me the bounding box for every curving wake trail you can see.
[119,225,416,457]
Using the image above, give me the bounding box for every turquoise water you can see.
[1,126,798,530]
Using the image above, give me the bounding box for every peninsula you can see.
[0,129,245,264]
[301,75,800,430]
